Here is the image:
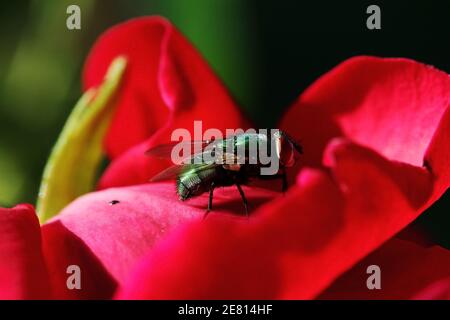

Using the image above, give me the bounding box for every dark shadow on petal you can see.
[187,192,277,217]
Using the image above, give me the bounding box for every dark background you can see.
[0,0,448,246]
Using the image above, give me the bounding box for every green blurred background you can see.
[0,1,449,245]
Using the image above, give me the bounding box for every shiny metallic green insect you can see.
[146,130,302,218]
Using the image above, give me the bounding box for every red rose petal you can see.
[413,277,450,300]
[115,170,343,299]
[77,51,449,299]
[114,137,435,299]
[42,182,278,289]
[84,16,172,158]
[98,137,170,189]
[424,106,450,202]
[84,16,249,167]
[323,138,433,211]
[0,205,50,299]
[41,221,117,299]
[80,56,449,299]
[318,238,450,299]
[280,56,450,193]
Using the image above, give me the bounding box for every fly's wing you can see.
[145,141,212,159]
[145,139,228,166]
[149,133,270,181]
[146,134,261,161]
[150,163,218,182]
[150,151,244,182]
[187,140,244,165]
[188,133,268,165]
[149,165,186,182]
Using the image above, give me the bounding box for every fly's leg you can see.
[281,169,288,193]
[235,183,249,218]
[203,182,215,220]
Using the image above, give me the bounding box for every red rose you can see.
[1,16,449,299]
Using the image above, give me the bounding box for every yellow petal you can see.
[37,56,127,223]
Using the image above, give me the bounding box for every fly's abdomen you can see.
[177,174,201,201]
[176,167,217,201]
